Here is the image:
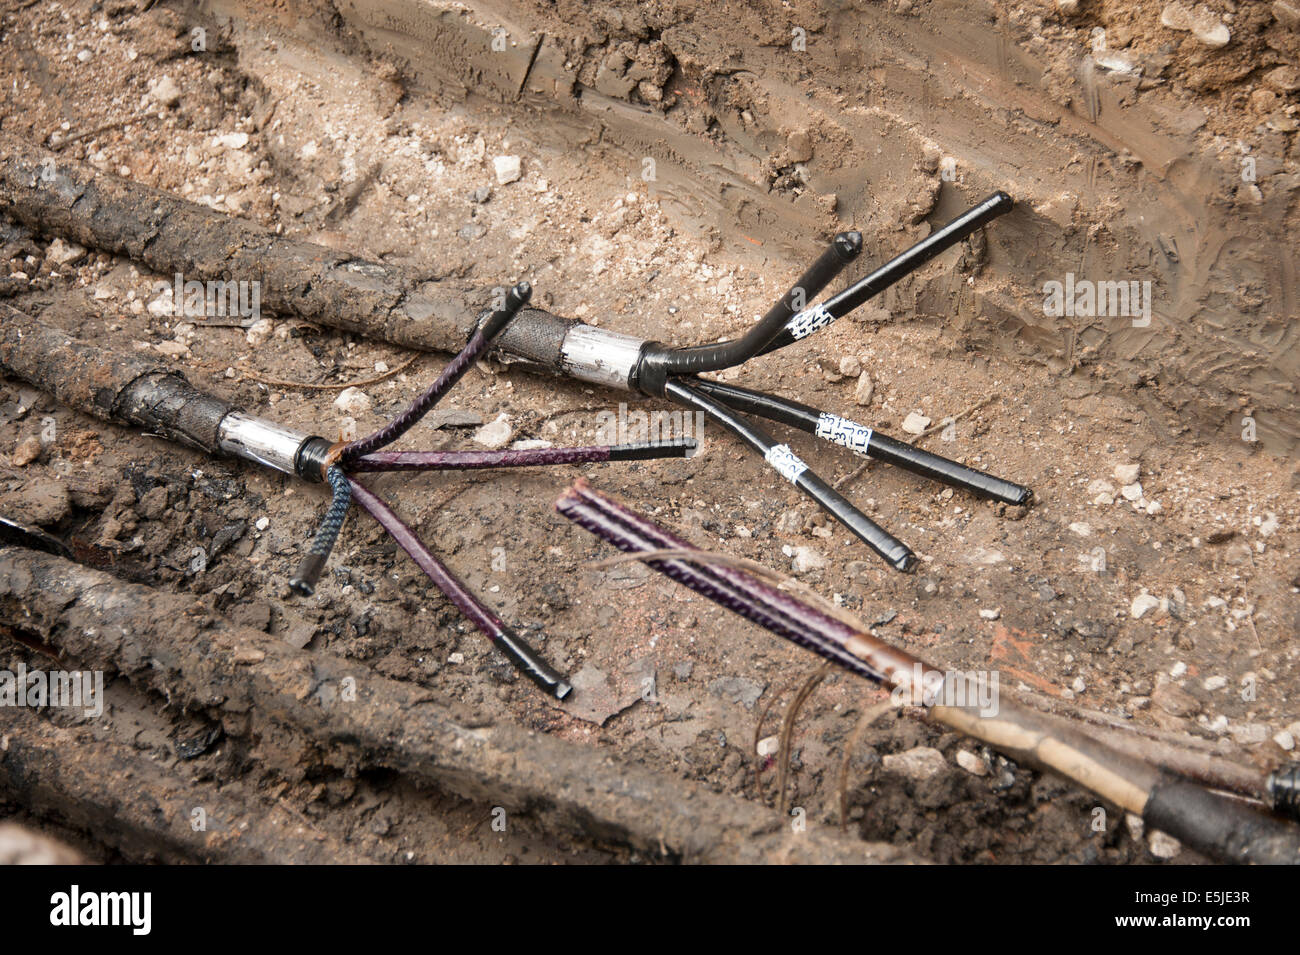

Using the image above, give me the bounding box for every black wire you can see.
[663,378,916,572]
[687,378,1032,505]
[756,191,1014,356]
[640,231,862,383]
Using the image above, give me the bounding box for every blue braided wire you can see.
[308,466,352,558]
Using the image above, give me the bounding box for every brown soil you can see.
[0,0,1295,864]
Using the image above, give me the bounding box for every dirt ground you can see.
[0,0,1296,864]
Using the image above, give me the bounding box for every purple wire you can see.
[349,439,695,472]
[555,489,886,684]
[351,446,614,472]
[338,329,494,463]
[566,481,916,684]
[348,476,571,699]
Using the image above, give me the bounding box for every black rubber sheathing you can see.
[114,372,233,453]
[1144,775,1300,865]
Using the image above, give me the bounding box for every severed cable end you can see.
[289,552,327,596]
[834,230,863,260]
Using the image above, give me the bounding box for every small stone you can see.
[254,516,270,531]
[1148,830,1181,860]
[839,356,862,378]
[854,371,874,406]
[245,318,274,345]
[786,129,813,163]
[708,675,765,709]
[901,411,931,435]
[215,132,250,150]
[1202,675,1227,691]
[232,647,266,665]
[956,749,988,776]
[147,75,182,108]
[1113,463,1140,485]
[337,417,357,442]
[1068,522,1092,537]
[1192,15,1230,48]
[448,652,465,665]
[1266,66,1300,93]
[1125,813,1145,840]
[1274,730,1295,751]
[882,746,948,782]
[1071,676,1087,694]
[979,607,1001,620]
[493,155,522,185]
[1223,542,1254,566]
[791,546,827,575]
[458,222,487,241]
[1120,482,1143,501]
[11,436,41,467]
[1087,478,1115,497]
[1251,89,1280,114]
[1275,0,1300,31]
[153,340,189,358]
[1056,0,1080,14]
[334,387,372,416]
[756,735,779,757]
[1229,723,1270,745]
[46,238,86,266]
[468,185,492,204]
[473,413,514,450]
[1130,593,1160,619]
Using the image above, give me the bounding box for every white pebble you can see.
[254,516,269,531]
[1113,463,1140,485]
[791,546,827,575]
[334,387,372,416]
[979,607,1001,620]
[245,318,274,345]
[493,155,522,185]
[882,746,947,782]
[473,413,514,450]
[901,411,931,435]
[1068,522,1092,537]
[956,750,988,776]
[1148,829,1181,860]
[1130,593,1160,619]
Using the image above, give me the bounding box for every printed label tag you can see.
[765,443,808,483]
[815,412,873,454]
[787,303,835,340]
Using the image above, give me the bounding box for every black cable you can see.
[756,191,1014,355]
[636,231,862,393]
[663,379,916,572]
[687,378,1032,505]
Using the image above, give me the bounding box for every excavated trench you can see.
[0,0,1297,864]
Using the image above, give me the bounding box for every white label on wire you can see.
[786,303,835,341]
[815,412,873,455]
[765,443,808,484]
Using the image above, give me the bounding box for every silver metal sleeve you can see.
[217,412,311,475]
[559,325,644,390]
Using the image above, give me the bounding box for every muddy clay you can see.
[0,0,1296,864]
